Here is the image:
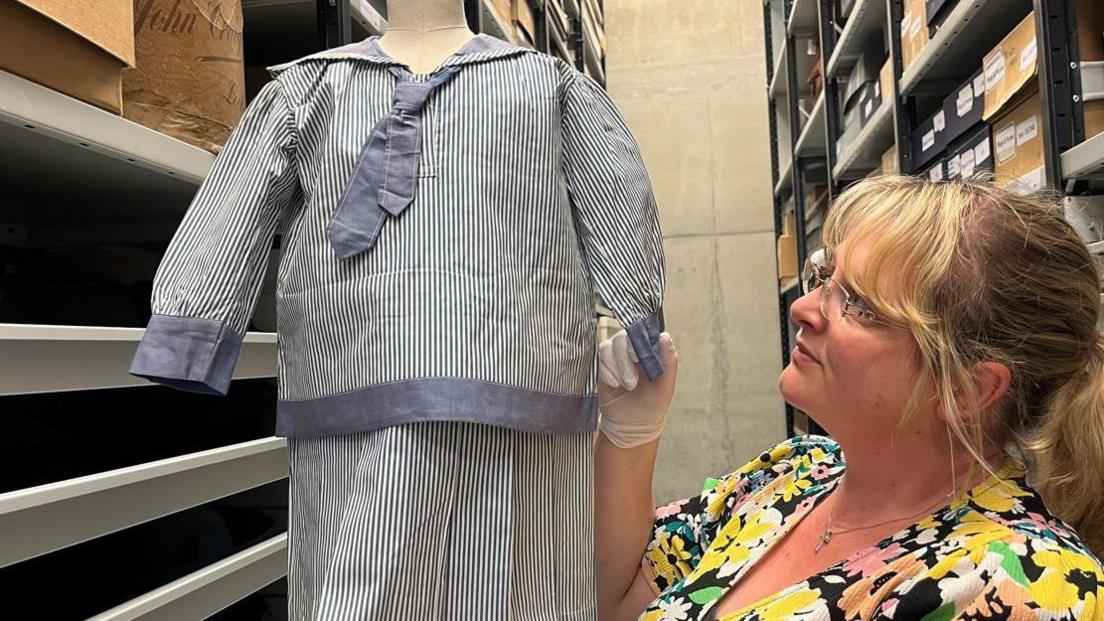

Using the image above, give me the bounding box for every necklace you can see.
[813,483,954,553]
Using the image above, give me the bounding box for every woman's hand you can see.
[596,330,679,448]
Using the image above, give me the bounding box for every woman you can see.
[595,176,1104,621]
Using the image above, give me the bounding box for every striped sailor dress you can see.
[128,33,665,620]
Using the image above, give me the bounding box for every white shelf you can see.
[899,0,1031,96]
[0,438,288,569]
[826,0,886,78]
[775,155,794,198]
[833,101,893,179]
[787,0,819,36]
[0,324,277,396]
[1062,131,1104,180]
[794,92,826,156]
[0,70,212,228]
[88,533,288,621]
[769,44,789,98]
[351,0,388,35]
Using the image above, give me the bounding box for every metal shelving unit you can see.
[764,0,1103,437]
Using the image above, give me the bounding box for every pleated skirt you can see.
[286,421,596,621]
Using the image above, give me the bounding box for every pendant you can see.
[814,529,832,553]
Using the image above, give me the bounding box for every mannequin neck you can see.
[384,0,470,33]
[379,0,476,74]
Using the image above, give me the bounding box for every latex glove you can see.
[596,330,679,448]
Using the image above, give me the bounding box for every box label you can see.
[1020,38,1037,72]
[959,149,976,177]
[974,136,991,163]
[922,129,935,151]
[957,95,974,117]
[929,163,944,181]
[948,155,961,178]
[973,73,986,95]
[985,50,1006,93]
[934,110,946,132]
[1016,115,1038,145]
[996,122,1017,163]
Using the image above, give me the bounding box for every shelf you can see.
[0,70,212,230]
[787,0,819,36]
[898,0,1031,96]
[242,0,387,37]
[87,533,288,621]
[794,92,826,156]
[1062,131,1104,181]
[832,101,893,179]
[780,277,801,296]
[769,44,789,98]
[826,0,886,78]
[775,155,794,198]
[351,0,387,35]
[0,324,277,396]
[0,438,287,569]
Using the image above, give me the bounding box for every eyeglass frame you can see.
[801,252,905,329]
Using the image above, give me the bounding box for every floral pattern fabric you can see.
[640,435,1104,621]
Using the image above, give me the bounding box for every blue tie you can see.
[329,65,462,260]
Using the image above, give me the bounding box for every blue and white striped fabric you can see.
[287,422,595,620]
[128,33,665,439]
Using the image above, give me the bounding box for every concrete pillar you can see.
[605,0,786,502]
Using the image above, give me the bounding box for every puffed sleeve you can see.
[128,78,299,396]
[642,436,836,594]
[560,70,666,380]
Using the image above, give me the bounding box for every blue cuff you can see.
[129,314,244,396]
[625,313,664,381]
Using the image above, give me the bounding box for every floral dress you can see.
[640,435,1104,621]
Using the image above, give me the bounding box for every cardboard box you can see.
[993,89,1045,193]
[843,52,883,109]
[879,57,894,107]
[1087,99,1104,140]
[947,123,994,180]
[902,0,931,72]
[513,0,536,46]
[490,0,512,26]
[0,0,135,113]
[911,108,948,169]
[882,145,900,173]
[983,13,1037,120]
[1077,0,1104,62]
[860,78,885,126]
[778,233,798,281]
[122,0,247,154]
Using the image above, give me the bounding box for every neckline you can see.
[706,456,1024,621]
[367,33,509,76]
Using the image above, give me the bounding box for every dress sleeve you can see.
[128,78,299,396]
[560,70,666,381]
[641,436,833,594]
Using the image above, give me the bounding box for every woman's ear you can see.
[931,362,1011,422]
[972,361,1012,412]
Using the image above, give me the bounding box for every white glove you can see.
[596,330,678,448]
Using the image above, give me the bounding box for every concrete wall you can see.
[604,0,786,502]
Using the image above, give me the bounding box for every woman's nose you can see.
[789,288,826,333]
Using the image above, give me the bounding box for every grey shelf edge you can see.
[351,0,389,35]
[0,69,213,185]
[1062,131,1104,180]
[0,324,277,395]
[832,101,893,179]
[787,0,819,36]
[769,44,789,98]
[899,0,1028,96]
[794,92,827,155]
[87,533,288,621]
[825,0,885,78]
[0,437,288,569]
[780,277,801,296]
[775,155,795,198]
[482,0,516,43]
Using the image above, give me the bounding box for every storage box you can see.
[0,0,135,113]
[860,78,886,126]
[843,82,871,134]
[993,89,1045,193]
[941,68,986,143]
[122,0,246,154]
[947,123,994,180]
[778,212,798,281]
[983,12,1037,120]
[1077,0,1104,62]
[513,0,537,46]
[882,145,900,173]
[843,52,883,109]
[902,0,931,71]
[911,109,948,169]
[1087,99,1104,140]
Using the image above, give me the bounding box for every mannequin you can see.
[128,0,666,616]
[378,0,475,74]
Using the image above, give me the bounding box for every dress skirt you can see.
[287,421,596,620]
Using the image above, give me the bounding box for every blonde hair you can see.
[822,175,1104,555]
